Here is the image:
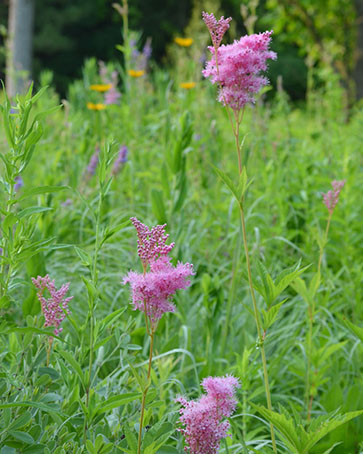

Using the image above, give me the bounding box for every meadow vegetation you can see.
[0,9,362,454]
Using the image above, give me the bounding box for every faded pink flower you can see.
[123,219,194,328]
[32,275,72,336]
[322,180,346,214]
[202,12,232,49]
[177,375,240,454]
[203,22,277,111]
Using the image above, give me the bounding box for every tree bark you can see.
[6,0,35,97]
[353,0,363,99]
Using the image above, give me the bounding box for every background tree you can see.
[6,0,35,96]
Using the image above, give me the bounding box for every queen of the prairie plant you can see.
[123,217,193,331]
[202,12,276,113]
[32,275,72,336]
[322,179,346,214]
[177,375,240,454]
[123,217,194,454]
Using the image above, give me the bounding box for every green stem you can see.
[306,212,332,421]
[137,331,154,454]
[209,34,276,452]
[220,234,240,359]
[239,204,277,453]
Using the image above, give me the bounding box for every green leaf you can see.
[341,317,363,342]
[291,277,311,306]
[95,392,140,415]
[15,185,70,203]
[8,431,34,444]
[211,164,241,206]
[305,410,363,450]
[308,271,321,299]
[124,425,138,453]
[262,300,286,331]
[273,263,308,303]
[254,261,275,307]
[8,411,32,430]
[156,447,178,454]
[98,307,126,333]
[56,349,85,388]
[151,189,167,224]
[74,246,91,267]
[17,206,53,219]
[252,404,302,453]
[0,401,62,415]
[99,220,129,247]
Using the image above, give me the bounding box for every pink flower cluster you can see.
[32,275,73,336]
[123,218,194,327]
[177,375,240,454]
[202,13,277,112]
[322,180,346,214]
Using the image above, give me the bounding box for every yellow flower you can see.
[174,37,193,47]
[87,102,106,111]
[180,82,196,90]
[90,84,112,92]
[128,69,145,78]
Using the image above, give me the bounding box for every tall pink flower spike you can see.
[177,375,240,454]
[322,180,346,214]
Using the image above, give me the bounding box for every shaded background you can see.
[0,0,361,101]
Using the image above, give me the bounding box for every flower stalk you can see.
[202,12,278,452]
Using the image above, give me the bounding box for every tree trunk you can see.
[353,0,363,99]
[6,0,35,97]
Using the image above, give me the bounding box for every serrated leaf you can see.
[262,300,286,331]
[273,263,308,303]
[211,164,241,205]
[251,404,302,453]
[305,410,363,450]
[254,261,275,307]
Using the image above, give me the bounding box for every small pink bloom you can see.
[32,275,72,336]
[177,375,240,454]
[322,179,346,214]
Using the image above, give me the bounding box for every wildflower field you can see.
[0,9,363,454]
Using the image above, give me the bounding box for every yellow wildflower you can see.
[90,84,112,92]
[87,102,106,111]
[174,37,193,47]
[180,82,196,90]
[128,69,145,78]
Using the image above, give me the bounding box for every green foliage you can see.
[0,49,362,454]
